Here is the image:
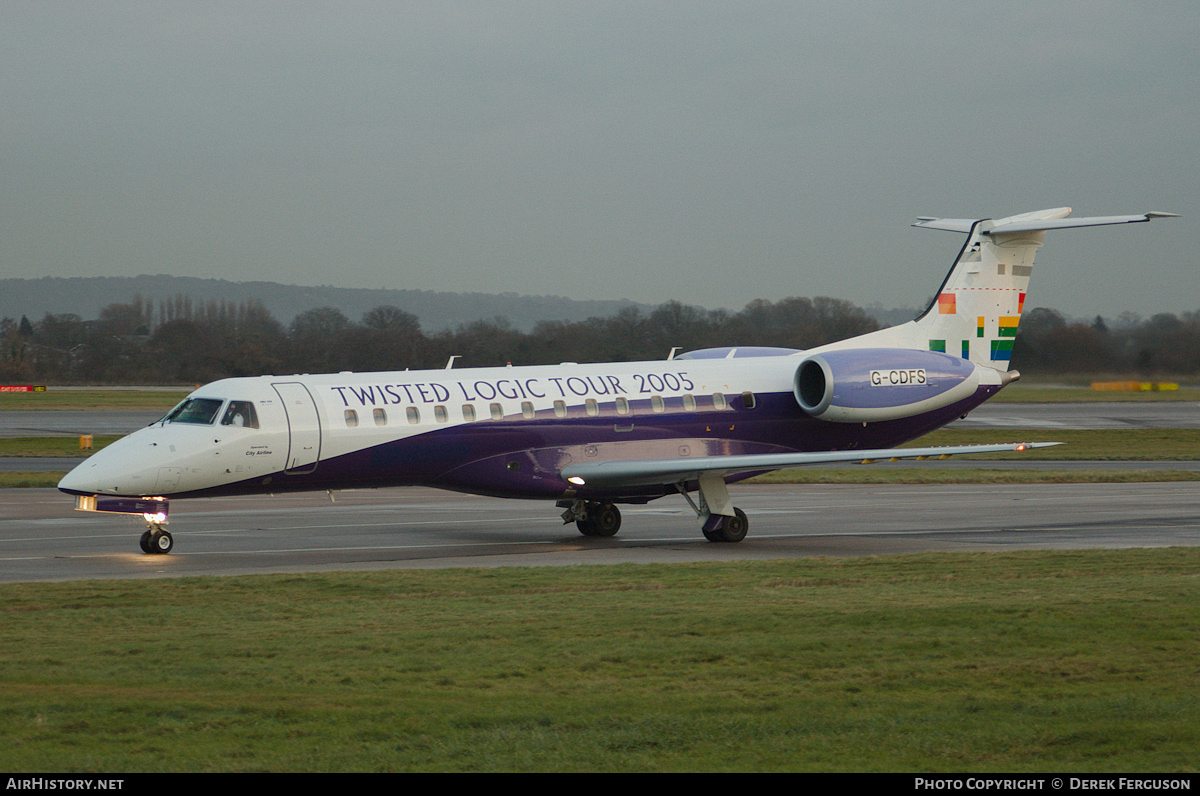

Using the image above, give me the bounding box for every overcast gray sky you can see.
[3,2,1196,321]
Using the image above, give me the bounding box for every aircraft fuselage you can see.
[58,207,1175,552]
[59,352,1000,505]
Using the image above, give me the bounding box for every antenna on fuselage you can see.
[445,356,459,369]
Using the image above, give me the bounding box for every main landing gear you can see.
[679,472,750,543]
[560,475,751,543]
[701,507,749,544]
[561,500,622,537]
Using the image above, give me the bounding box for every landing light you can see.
[143,511,168,524]
[567,476,586,486]
[1015,444,1027,452]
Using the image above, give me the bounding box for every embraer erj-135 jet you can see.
[59,207,1176,554]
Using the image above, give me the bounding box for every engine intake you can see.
[794,348,995,423]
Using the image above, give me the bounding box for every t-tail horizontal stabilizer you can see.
[913,209,1179,234]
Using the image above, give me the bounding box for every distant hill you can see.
[0,275,651,333]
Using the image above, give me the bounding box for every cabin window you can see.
[373,408,387,426]
[682,394,696,411]
[435,405,448,423]
[490,402,504,421]
[713,392,727,410]
[220,400,259,429]
[521,401,535,419]
[554,400,567,418]
[165,397,224,425]
[741,391,756,410]
[406,406,420,424]
[651,395,665,413]
[462,404,476,422]
[615,396,630,416]
[585,398,599,417]
[344,409,359,427]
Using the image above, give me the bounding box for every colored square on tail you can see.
[998,316,1020,338]
[991,339,1015,361]
[929,339,946,353]
[977,316,985,338]
[938,293,956,314]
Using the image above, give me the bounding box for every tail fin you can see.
[913,207,1069,366]
[843,208,1177,367]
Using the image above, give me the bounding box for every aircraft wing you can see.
[560,442,1060,488]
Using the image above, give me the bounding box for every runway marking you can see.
[954,418,1068,427]
[14,525,1198,564]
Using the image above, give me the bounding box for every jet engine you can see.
[794,348,1001,423]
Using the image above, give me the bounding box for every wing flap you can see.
[561,442,1060,488]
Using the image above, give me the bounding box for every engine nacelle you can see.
[794,348,998,423]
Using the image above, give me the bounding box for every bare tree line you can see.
[0,293,1196,384]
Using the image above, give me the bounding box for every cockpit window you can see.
[164,398,224,425]
[221,400,259,429]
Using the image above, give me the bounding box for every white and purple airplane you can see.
[58,207,1176,554]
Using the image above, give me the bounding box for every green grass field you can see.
[990,383,1200,402]
[5,386,1200,772]
[1,551,1197,772]
[0,389,189,411]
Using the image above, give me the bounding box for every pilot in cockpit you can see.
[220,400,259,429]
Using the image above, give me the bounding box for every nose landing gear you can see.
[139,521,173,555]
[139,528,174,554]
[69,496,175,555]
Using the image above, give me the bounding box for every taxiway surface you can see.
[4,400,1198,582]
[4,482,1198,583]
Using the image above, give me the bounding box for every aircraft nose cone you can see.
[58,455,111,495]
[56,429,177,497]
[57,462,93,495]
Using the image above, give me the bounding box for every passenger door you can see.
[271,382,322,474]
